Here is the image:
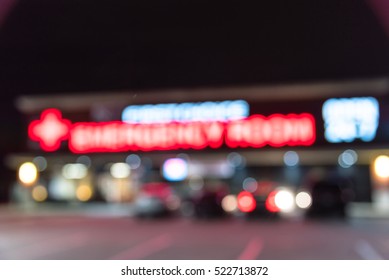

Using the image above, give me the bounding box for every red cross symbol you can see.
[28,109,72,152]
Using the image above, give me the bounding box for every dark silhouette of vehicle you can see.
[181,180,228,219]
[134,182,180,218]
[306,179,349,219]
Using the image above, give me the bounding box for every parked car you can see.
[305,179,349,219]
[237,180,311,220]
[181,180,228,219]
[134,182,180,218]
[237,189,280,219]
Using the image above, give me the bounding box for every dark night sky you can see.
[1,0,389,95]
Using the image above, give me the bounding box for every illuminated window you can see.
[322,97,379,143]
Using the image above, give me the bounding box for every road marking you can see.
[110,233,172,260]
[6,232,88,259]
[237,237,263,260]
[355,239,383,260]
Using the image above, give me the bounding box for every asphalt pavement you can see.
[1,204,389,260]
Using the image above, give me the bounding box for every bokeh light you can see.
[62,163,88,179]
[162,158,188,181]
[242,177,258,193]
[227,152,245,168]
[374,155,389,179]
[295,191,312,209]
[188,176,204,190]
[266,190,280,213]
[18,162,38,186]
[125,154,141,169]
[237,191,256,213]
[32,156,47,172]
[283,151,299,167]
[76,184,93,202]
[76,155,92,168]
[32,185,48,202]
[221,195,238,213]
[110,163,131,179]
[338,149,358,168]
[274,189,295,212]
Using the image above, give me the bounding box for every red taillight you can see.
[265,190,280,213]
[237,191,256,213]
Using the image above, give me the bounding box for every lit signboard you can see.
[28,109,71,152]
[322,97,379,143]
[121,100,250,123]
[28,107,316,153]
[226,113,316,148]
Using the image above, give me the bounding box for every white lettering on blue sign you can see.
[121,100,249,123]
[322,97,379,143]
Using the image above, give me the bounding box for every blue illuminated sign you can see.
[121,100,249,124]
[322,97,379,143]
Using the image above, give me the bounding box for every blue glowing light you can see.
[162,158,188,181]
[122,100,249,124]
[322,97,379,143]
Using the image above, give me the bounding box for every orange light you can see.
[32,185,48,202]
[76,184,93,202]
[374,155,389,179]
[18,162,38,186]
[237,191,256,213]
[265,190,280,213]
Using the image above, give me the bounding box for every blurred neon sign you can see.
[29,109,316,153]
[28,109,72,152]
[121,100,249,123]
[322,97,379,143]
[226,113,315,148]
